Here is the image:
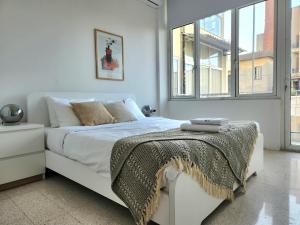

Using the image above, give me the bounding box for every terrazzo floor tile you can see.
[202,150,300,225]
[0,191,9,200]
[43,214,82,225]
[0,198,27,225]
[69,197,135,225]
[10,191,67,225]
[3,216,34,225]
[42,186,98,212]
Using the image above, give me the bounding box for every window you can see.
[199,10,232,98]
[171,24,195,97]
[170,0,276,99]
[254,66,263,80]
[238,1,274,95]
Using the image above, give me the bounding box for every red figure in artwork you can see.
[101,40,119,71]
[106,46,112,63]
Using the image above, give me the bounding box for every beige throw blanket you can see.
[111,122,258,225]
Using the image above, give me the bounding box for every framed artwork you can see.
[94,29,124,81]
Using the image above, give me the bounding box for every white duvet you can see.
[46,117,185,177]
[46,117,260,182]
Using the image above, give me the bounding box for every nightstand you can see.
[0,123,45,190]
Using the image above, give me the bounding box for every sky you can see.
[292,0,300,7]
[220,1,266,53]
[237,0,300,52]
[239,1,266,52]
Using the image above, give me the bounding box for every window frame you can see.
[169,0,279,101]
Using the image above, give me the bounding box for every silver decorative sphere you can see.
[142,105,156,117]
[0,104,24,125]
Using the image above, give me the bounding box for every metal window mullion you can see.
[273,0,279,96]
[182,29,186,94]
[232,9,239,97]
[209,66,212,94]
[252,4,256,94]
[169,29,173,98]
[195,21,201,99]
[285,0,293,149]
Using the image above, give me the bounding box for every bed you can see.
[27,92,264,225]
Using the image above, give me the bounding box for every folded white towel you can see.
[190,118,229,126]
[180,123,230,133]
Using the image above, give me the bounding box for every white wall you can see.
[156,0,169,116]
[168,0,261,28]
[0,0,157,119]
[168,99,282,150]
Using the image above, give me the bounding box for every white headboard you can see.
[27,92,136,127]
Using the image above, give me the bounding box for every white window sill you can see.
[169,95,281,101]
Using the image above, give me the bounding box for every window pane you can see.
[171,24,195,97]
[199,10,232,98]
[239,0,274,95]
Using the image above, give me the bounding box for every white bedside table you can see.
[0,123,45,190]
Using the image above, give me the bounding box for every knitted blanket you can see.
[111,122,258,225]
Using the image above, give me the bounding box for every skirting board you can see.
[0,174,43,191]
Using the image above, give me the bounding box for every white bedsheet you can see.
[46,117,185,177]
[46,117,261,182]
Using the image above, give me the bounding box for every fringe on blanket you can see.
[137,134,258,225]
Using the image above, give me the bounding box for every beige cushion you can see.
[71,102,115,126]
[105,101,137,123]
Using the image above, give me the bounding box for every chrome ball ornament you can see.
[0,104,24,125]
[141,105,156,117]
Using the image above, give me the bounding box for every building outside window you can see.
[171,24,195,97]
[200,15,222,37]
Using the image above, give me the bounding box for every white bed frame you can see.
[27,92,264,225]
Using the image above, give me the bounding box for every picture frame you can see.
[94,29,124,81]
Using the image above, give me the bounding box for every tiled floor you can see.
[1,150,300,225]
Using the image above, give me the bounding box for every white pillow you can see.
[46,97,60,128]
[123,98,145,120]
[46,96,94,127]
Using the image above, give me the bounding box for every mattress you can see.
[45,117,261,184]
